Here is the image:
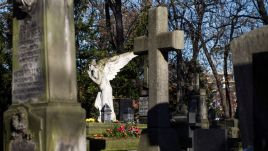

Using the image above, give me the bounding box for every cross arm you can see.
[134,36,148,55]
[157,30,184,51]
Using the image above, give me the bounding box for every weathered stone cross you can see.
[134,7,184,150]
[134,6,183,122]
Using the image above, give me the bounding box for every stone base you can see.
[3,102,86,151]
[200,119,209,129]
[138,128,180,151]
[88,137,139,151]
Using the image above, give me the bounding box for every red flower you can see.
[117,125,125,132]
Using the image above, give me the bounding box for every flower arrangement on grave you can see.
[93,122,141,139]
[86,118,96,123]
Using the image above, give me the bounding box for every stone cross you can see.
[4,1,86,151]
[134,7,184,151]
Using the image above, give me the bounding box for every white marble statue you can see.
[88,52,137,122]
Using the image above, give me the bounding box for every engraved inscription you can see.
[139,97,148,116]
[13,19,44,103]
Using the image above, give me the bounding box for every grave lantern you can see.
[101,104,112,122]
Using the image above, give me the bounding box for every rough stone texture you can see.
[231,25,268,150]
[12,0,77,103]
[134,7,184,151]
[4,0,86,151]
[4,104,85,151]
[199,89,209,129]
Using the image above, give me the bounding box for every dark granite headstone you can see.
[231,26,268,150]
[253,52,268,151]
[123,107,134,122]
[120,99,132,120]
[115,99,133,122]
[193,129,227,151]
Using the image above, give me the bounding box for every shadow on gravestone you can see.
[253,52,268,151]
[234,58,268,151]
[233,63,253,148]
[141,103,181,151]
[234,61,268,150]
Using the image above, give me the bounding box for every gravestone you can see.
[114,98,134,122]
[231,25,268,150]
[139,89,149,124]
[139,96,148,117]
[134,6,184,151]
[3,0,86,151]
[199,89,209,129]
[123,107,134,122]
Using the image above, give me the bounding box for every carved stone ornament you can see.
[10,108,32,140]
[14,0,36,14]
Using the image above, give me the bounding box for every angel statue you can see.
[88,52,137,122]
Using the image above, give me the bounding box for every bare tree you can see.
[105,0,124,52]
[253,0,268,24]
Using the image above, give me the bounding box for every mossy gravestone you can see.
[3,0,86,151]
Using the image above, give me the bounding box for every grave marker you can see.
[4,1,86,151]
[134,6,184,151]
[231,25,268,150]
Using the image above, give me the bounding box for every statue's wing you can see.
[103,52,137,81]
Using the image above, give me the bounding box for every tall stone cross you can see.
[4,0,86,151]
[134,7,184,151]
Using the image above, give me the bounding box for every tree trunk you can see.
[142,0,152,7]
[105,0,116,50]
[202,40,230,118]
[108,0,124,53]
[255,0,268,25]
[177,50,183,104]
[224,46,233,118]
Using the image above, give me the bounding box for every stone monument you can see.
[231,25,268,151]
[87,52,137,122]
[134,6,184,151]
[3,0,86,151]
